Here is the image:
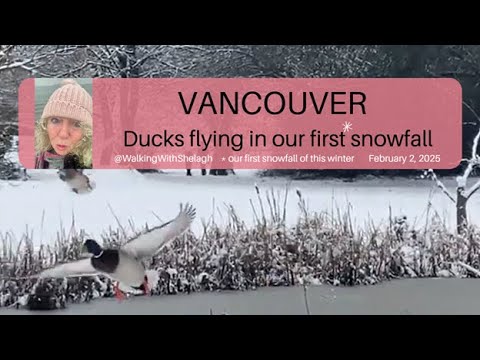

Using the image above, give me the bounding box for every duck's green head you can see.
[83,239,103,257]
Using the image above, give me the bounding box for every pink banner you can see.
[19,78,462,170]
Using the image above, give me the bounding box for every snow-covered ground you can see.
[1,166,480,246]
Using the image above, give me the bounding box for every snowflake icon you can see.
[342,121,353,132]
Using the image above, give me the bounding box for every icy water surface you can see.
[2,278,480,315]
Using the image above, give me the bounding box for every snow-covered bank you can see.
[2,169,480,246]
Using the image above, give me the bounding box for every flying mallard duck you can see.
[57,169,95,194]
[36,203,196,300]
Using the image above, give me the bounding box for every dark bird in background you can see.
[57,169,95,194]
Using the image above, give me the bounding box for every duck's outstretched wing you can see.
[36,258,99,279]
[122,203,196,259]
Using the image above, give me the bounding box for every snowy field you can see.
[3,278,480,315]
[1,168,480,246]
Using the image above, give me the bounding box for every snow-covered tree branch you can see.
[426,100,480,234]
[425,169,456,203]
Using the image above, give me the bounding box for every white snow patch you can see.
[1,169,480,249]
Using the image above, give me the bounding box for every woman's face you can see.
[46,117,84,155]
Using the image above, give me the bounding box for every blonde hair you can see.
[35,117,93,168]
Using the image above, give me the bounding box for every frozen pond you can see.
[2,170,480,245]
[3,278,480,315]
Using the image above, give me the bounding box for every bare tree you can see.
[0,45,88,74]
[425,102,480,234]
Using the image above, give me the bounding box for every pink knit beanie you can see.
[41,79,93,126]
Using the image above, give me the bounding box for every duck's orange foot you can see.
[113,282,126,301]
[142,276,150,296]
